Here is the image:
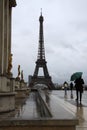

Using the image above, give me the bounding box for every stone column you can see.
[3,0,8,74]
[0,0,16,75]
[0,0,4,74]
[8,5,12,62]
[4,0,12,75]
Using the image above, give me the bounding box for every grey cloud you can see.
[69,21,87,32]
[12,0,87,84]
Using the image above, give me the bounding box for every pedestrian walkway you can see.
[0,90,78,130]
[1,90,87,130]
[50,90,87,130]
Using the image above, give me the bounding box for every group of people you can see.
[64,76,84,104]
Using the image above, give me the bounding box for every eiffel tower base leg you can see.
[29,76,55,90]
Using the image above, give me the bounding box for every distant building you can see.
[28,75,32,86]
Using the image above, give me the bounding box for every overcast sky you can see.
[12,0,87,84]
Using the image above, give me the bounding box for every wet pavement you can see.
[50,90,87,130]
[0,92,38,120]
[0,90,87,130]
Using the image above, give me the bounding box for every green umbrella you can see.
[70,72,83,81]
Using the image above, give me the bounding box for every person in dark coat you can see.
[70,82,73,98]
[74,76,84,104]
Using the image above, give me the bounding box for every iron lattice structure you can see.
[29,13,55,89]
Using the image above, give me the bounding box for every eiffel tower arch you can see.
[29,12,55,89]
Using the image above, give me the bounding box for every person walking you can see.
[70,82,73,98]
[63,81,68,96]
[74,76,84,104]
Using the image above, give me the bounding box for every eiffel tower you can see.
[29,12,55,89]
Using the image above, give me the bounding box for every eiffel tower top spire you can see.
[40,8,42,16]
[37,11,45,60]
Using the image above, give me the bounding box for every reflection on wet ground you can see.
[0,90,87,129]
[0,92,38,120]
[14,92,38,119]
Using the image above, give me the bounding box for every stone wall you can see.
[0,92,15,112]
[0,119,78,130]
